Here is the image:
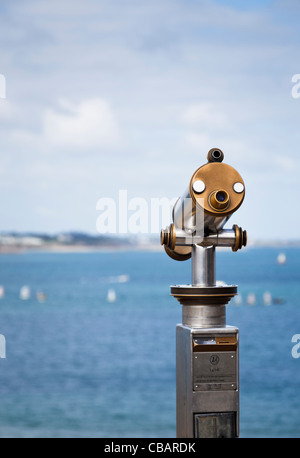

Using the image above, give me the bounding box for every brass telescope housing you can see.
[160,148,247,261]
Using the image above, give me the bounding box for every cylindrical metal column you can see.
[192,245,215,286]
[182,304,226,328]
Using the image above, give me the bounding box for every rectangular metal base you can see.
[176,324,239,438]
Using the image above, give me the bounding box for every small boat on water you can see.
[277,253,286,265]
[0,286,4,299]
[246,292,256,305]
[233,294,242,306]
[272,297,285,305]
[107,288,117,303]
[36,291,47,302]
[99,274,130,284]
[117,274,129,283]
[19,286,30,300]
[263,291,272,306]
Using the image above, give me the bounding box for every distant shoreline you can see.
[0,242,298,255]
[0,243,163,254]
[0,231,299,254]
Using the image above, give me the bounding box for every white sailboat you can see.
[246,292,256,305]
[107,288,116,303]
[263,291,272,306]
[277,253,286,265]
[233,294,242,306]
[19,285,30,300]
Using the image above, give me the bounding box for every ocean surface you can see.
[0,247,299,438]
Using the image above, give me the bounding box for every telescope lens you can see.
[216,191,226,202]
[210,189,229,210]
[213,150,221,159]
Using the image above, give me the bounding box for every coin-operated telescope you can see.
[161,148,247,438]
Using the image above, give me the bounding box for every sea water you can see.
[0,247,299,438]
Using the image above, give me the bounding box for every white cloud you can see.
[274,155,296,172]
[0,0,299,238]
[180,103,236,157]
[35,205,56,218]
[181,103,228,129]
[43,97,120,150]
[185,132,213,151]
[0,99,18,120]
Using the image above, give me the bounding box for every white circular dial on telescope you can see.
[192,180,206,193]
[233,182,244,193]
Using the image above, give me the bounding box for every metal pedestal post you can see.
[172,246,240,439]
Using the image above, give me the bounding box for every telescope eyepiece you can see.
[209,189,230,210]
[207,148,224,163]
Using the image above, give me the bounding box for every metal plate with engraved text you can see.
[193,351,237,391]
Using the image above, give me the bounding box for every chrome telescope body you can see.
[161,148,247,438]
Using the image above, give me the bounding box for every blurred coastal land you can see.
[0,232,299,254]
[0,232,161,253]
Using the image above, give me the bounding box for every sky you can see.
[0,0,300,240]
